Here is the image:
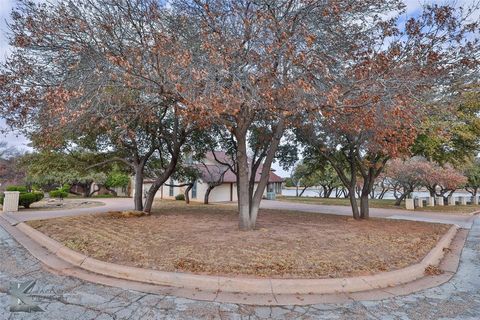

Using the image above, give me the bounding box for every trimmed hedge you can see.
[19,192,44,208]
[0,190,44,209]
[6,186,28,192]
[49,190,69,198]
[175,194,185,201]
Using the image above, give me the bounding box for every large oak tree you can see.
[299,2,479,219]
[0,0,207,212]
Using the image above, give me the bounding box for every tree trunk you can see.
[204,185,214,204]
[348,187,360,219]
[68,185,83,197]
[248,119,285,229]
[143,181,161,213]
[106,187,118,197]
[466,187,477,196]
[443,189,455,204]
[83,182,91,198]
[133,165,144,211]
[325,187,334,198]
[236,133,252,230]
[298,186,308,197]
[379,188,387,199]
[88,185,101,197]
[321,186,328,198]
[359,176,373,219]
[394,192,408,206]
[143,141,182,213]
[359,191,369,219]
[355,186,361,198]
[184,183,193,204]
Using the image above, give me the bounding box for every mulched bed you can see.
[27,201,450,279]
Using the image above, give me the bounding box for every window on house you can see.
[192,181,197,199]
[169,179,174,197]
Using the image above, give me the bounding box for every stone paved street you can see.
[0,217,479,319]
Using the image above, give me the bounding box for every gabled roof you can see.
[144,151,284,184]
[205,151,233,165]
[200,151,284,183]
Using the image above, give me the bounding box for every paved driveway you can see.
[0,216,479,319]
[4,198,134,222]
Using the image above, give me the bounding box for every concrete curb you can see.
[470,210,480,216]
[14,221,458,295]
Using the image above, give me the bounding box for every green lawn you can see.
[277,196,480,214]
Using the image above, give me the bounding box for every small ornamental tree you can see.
[179,167,201,205]
[197,163,229,205]
[19,151,111,197]
[418,162,467,200]
[291,163,320,197]
[385,158,426,206]
[315,164,342,198]
[371,173,391,199]
[104,171,130,197]
[435,165,468,200]
[465,159,480,197]
[294,161,342,198]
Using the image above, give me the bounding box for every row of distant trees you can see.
[0,140,229,204]
[0,143,130,197]
[0,0,479,229]
[286,157,480,206]
[286,85,480,207]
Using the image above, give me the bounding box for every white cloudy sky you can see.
[0,0,475,176]
[0,0,30,150]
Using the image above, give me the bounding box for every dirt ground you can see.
[27,201,450,278]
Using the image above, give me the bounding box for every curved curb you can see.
[470,210,480,216]
[15,222,458,295]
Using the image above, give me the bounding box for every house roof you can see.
[199,151,284,183]
[144,151,284,184]
[205,151,233,165]
[198,165,284,184]
[267,171,284,183]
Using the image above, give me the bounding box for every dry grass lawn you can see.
[278,195,480,214]
[27,201,450,279]
[415,204,480,215]
[277,195,401,209]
